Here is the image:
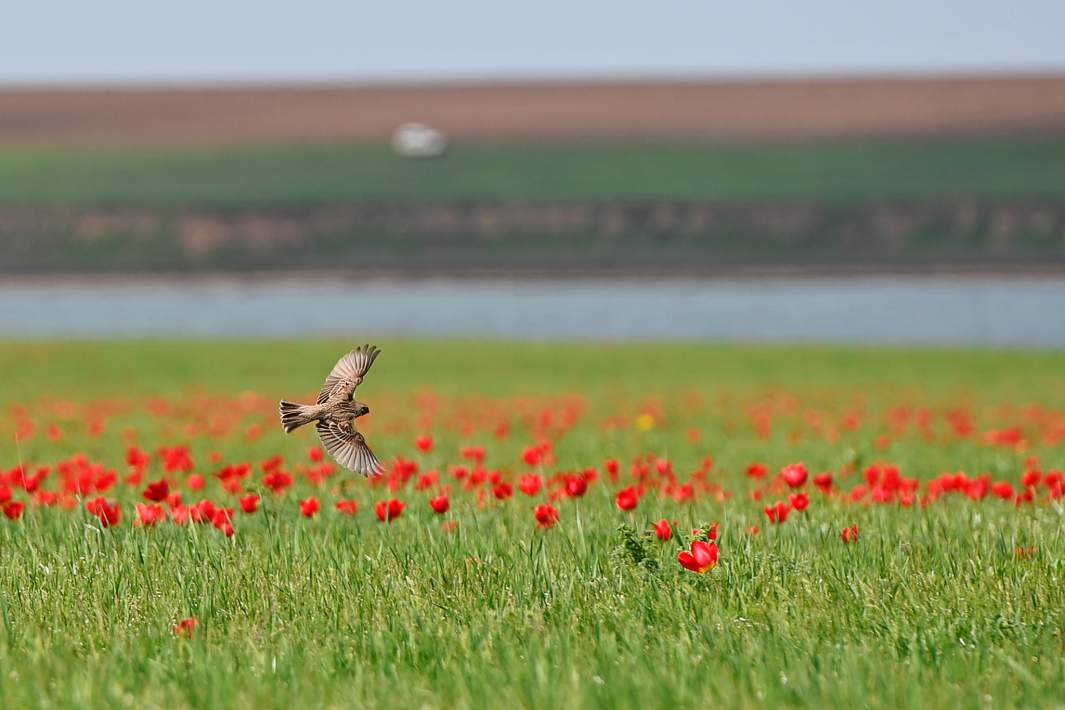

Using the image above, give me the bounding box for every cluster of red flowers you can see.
[1,394,1058,566]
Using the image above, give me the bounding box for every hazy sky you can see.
[5,1,1065,84]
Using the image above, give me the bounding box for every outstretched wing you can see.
[316,420,384,476]
[317,344,381,404]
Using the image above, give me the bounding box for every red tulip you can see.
[534,503,559,528]
[186,474,206,491]
[492,483,513,500]
[841,524,860,543]
[764,501,791,524]
[678,539,719,573]
[308,446,324,462]
[300,497,320,518]
[430,494,450,514]
[653,518,673,541]
[789,492,810,512]
[239,494,260,514]
[415,435,434,453]
[813,472,833,493]
[375,498,405,522]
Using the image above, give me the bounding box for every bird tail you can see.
[279,401,316,433]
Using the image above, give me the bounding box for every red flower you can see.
[615,486,639,511]
[415,435,434,453]
[522,445,545,466]
[534,503,559,528]
[764,501,790,524]
[190,499,217,524]
[335,499,359,516]
[173,617,198,637]
[991,481,1015,500]
[86,497,121,527]
[746,463,768,479]
[212,508,234,537]
[300,497,320,518]
[308,446,324,462]
[781,462,808,488]
[134,503,165,527]
[430,494,450,514]
[239,494,261,514]
[2,500,25,521]
[564,475,588,498]
[519,474,543,496]
[605,458,620,480]
[375,498,405,522]
[460,446,486,464]
[813,472,833,493]
[678,539,719,573]
[186,474,205,491]
[263,470,293,494]
[789,492,810,512]
[142,479,169,502]
[653,518,673,541]
[492,483,513,500]
[841,524,860,543]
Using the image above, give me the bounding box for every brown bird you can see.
[278,344,384,476]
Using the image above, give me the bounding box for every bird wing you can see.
[317,344,381,404]
[316,420,384,476]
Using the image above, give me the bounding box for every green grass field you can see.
[0,340,1063,708]
[2,137,1065,206]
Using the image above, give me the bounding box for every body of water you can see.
[0,277,1062,346]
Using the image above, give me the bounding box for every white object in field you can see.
[391,122,448,158]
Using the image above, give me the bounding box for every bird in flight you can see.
[278,344,384,476]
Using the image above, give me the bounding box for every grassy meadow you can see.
[0,340,1062,708]
[2,137,1065,205]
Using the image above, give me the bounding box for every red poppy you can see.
[746,463,768,479]
[134,503,165,527]
[492,482,513,500]
[212,509,234,537]
[239,494,261,514]
[335,499,359,516]
[841,524,860,543]
[519,474,543,496]
[615,486,639,511]
[564,476,588,498]
[173,617,198,637]
[415,435,434,453]
[2,501,24,521]
[534,503,559,528]
[142,479,169,502]
[813,472,833,493]
[991,481,1015,500]
[460,446,486,464]
[604,458,620,480]
[190,499,217,524]
[789,492,810,512]
[653,518,672,540]
[764,501,790,524]
[263,470,293,494]
[308,446,324,462]
[678,539,719,573]
[86,497,121,527]
[375,498,405,522]
[430,494,450,514]
[300,497,320,518]
[781,463,809,488]
[186,474,206,491]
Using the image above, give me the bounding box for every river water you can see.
[0,277,1062,346]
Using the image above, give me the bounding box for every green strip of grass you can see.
[1,137,1065,206]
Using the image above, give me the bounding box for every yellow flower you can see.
[635,413,655,431]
